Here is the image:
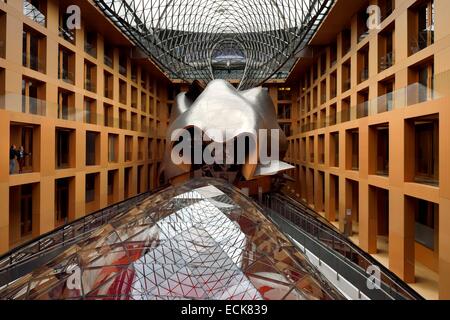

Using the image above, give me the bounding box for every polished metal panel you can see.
[161,80,294,182]
[0,179,344,300]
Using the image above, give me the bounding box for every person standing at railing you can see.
[17,146,31,174]
[9,145,17,174]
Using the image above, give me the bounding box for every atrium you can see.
[0,0,449,301]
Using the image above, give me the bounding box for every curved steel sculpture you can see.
[93,0,335,89]
[162,79,294,186]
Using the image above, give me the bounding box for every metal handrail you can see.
[261,193,423,300]
[0,185,169,275]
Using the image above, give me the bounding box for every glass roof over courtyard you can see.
[94,0,335,89]
[0,179,343,300]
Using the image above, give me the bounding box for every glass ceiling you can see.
[94,0,335,89]
[0,179,343,300]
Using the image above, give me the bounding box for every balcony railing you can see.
[104,55,113,68]
[23,52,46,73]
[57,105,75,121]
[24,96,46,116]
[260,193,423,300]
[84,43,97,58]
[125,152,133,162]
[104,88,113,99]
[59,26,75,44]
[1,93,174,135]
[298,75,443,133]
[410,30,434,55]
[359,69,369,83]
[358,30,370,43]
[84,79,96,93]
[379,52,395,71]
[59,68,75,85]
[356,101,369,119]
[342,78,351,92]
[119,64,127,76]
[23,0,46,26]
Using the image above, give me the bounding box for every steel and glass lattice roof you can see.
[93,0,335,89]
[0,179,343,300]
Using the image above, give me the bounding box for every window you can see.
[0,12,5,59]
[108,134,118,163]
[85,173,97,203]
[131,65,138,83]
[55,178,72,225]
[341,59,351,93]
[58,46,75,84]
[357,9,370,43]
[9,184,36,245]
[104,103,114,127]
[277,104,291,119]
[357,45,369,84]
[278,87,291,101]
[124,167,132,198]
[320,80,326,105]
[280,123,291,137]
[84,98,96,124]
[379,23,395,72]
[119,108,127,130]
[309,136,314,163]
[22,77,45,115]
[119,50,127,76]
[408,59,434,105]
[320,53,327,75]
[86,131,99,166]
[357,89,369,119]
[119,79,127,105]
[380,0,394,21]
[341,28,351,56]
[125,135,133,161]
[22,27,46,73]
[138,137,144,160]
[131,112,138,131]
[370,124,389,176]
[414,117,439,185]
[84,30,97,58]
[84,60,97,93]
[347,129,359,171]
[141,92,148,112]
[57,88,75,120]
[104,43,114,68]
[330,132,339,167]
[131,86,138,109]
[107,170,118,205]
[341,97,350,123]
[330,71,337,99]
[10,123,38,174]
[414,199,438,250]
[329,103,337,126]
[56,128,74,169]
[409,0,434,55]
[330,42,337,67]
[318,134,325,164]
[406,115,439,186]
[378,77,395,113]
[104,71,114,99]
